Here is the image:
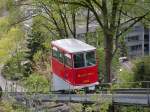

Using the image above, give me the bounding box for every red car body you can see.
[51,39,99,91]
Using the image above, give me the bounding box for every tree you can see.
[27,31,46,61]
[32,0,82,39]
[25,16,51,74]
[58,0,150,82]
[11,0,150,82]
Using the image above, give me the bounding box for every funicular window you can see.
[58,51,64,63]
[74,53,85,68]
[64,54,72,67]
[52,47,59,59]
[52,47,64,63]
[86,51,96,66]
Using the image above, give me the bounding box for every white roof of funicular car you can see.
[51,39,96,53]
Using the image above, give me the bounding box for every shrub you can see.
[114,68,135,88]
[133,56,150,87]
[2,52,32,80]
[23,73,49,93]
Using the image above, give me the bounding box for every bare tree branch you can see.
[40,2,63,37]
[41,23,58,39]
[86,0,104,28]
[91,0,103,11]
[58,1,88,8]
[117,10,150,38]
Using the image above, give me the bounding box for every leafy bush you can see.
[23,73,49,93]
[2,52,32,80]
[0,101,14,112]
[0,101,29,112]
[113,56,150,89]
[0,26,24,64]
[114,68,135,88]
[133,56,150,81]
[0,0,5,11]
[133,56,150,87]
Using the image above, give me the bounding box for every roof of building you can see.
[51,38,96,53]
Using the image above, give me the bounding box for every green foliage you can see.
[120,106,150,112]
[0,0,14,12]
[5,0,13,11]
[132,56,150,87]
[33,50,42,62]
[2,52,32,80]
[97,48,105,80]
[86,29,103,47]
[27,31,46,61]
[0,101,14,112]
[0,26,24,64]
[133,56,150,81]
[112,52,120,72]
[0,0,5,10]
[81,102,111,112]
[0,0,25,65]
[97,48,120,81]
[113,68,135,88]
[26,17,51,63]
[25,16,52,76]
[112,57,150,89]
[0,101,29,112]
[0,17,9,35]
[23,73,49,93]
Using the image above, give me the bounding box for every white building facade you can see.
[125,24,150,58]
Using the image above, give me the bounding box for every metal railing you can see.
[1,80,150,111]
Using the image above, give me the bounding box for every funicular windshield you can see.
[74,51,96,68]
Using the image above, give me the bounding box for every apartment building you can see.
[76,23,150,58]
[125,24,150,58]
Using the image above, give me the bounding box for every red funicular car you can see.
[51,39,99,91]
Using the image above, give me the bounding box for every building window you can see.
[130,45,142,51]
[144,44,149,52]
[133,26,141,32]
[127,36,139,42]
[144,34,149,42]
